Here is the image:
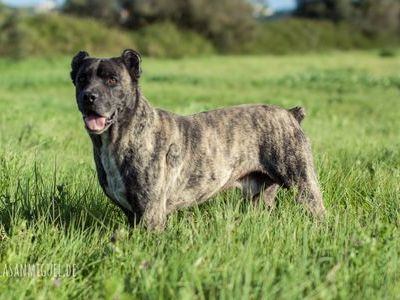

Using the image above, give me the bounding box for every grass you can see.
[0,51,399,299]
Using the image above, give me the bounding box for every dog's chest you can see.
[100,136,132,212]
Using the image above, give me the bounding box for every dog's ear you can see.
[121,49,141,81]
[70,51,89,85]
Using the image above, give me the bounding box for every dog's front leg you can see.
[142,198,168,232]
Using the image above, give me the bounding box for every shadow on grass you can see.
[0,170,126,235]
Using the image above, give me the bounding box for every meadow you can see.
[0,51,399,299]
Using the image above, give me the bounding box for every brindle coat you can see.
[71,49,326,230]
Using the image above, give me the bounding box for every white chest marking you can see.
[100,136,133,212]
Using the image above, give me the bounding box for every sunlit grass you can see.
[0,51,399,299]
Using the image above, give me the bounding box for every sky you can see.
[2,0,63,6]
[269,0,296,11]
[2,0,297,11]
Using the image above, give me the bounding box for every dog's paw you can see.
[144,219,167,233]
[142,211,167,232]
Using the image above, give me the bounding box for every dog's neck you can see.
[90,88,156,149]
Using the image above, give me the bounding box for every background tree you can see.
[295,0,400,35]
[63,0,121,23]
[63,0,256,52]
[354,0,400,36]
[295,0,354,21]
[119,0,256,52]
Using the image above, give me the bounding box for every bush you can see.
[0,13,214,58]
[0,13,136,58]
[239,18,399,55]
[379,49,397,58]
[0,12,42,58]
[132,22,215,58]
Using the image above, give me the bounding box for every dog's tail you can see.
[289,106,305,124]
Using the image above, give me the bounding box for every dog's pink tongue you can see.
[84,116,106,131]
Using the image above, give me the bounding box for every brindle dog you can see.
[71,49,326,231]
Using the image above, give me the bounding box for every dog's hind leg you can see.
[295,166,326,216]
[260,128,325,216]
[290,142,326,217]
[259,182,280,209]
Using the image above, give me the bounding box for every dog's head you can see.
[70,49,141,135]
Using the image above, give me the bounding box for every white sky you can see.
[2,0,296,11]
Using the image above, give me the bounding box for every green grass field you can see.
[0,51,399,299]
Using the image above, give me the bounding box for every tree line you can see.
[63,0,255,52]
[296,0,400,36]
[63,0,399,51]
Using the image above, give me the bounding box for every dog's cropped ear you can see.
[70,51,89,85]
[121,49,141,81]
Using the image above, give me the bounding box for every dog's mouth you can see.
[83,112,115,134]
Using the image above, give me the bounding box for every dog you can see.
[70,49,326,231]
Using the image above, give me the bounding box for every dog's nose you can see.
[83,91,98,104]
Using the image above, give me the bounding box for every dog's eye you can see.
[78,76,86,84]
[106,77,118,85]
